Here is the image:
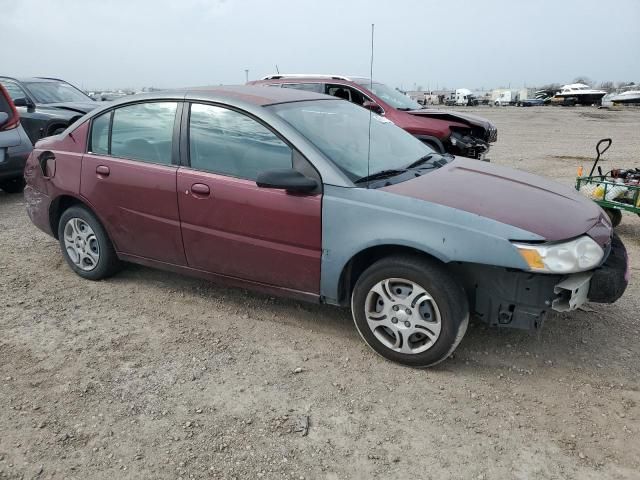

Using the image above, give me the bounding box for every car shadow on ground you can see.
[0,190,23,202]
[110,262,634,375]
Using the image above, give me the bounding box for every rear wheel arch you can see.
[49,195,107,241]
[337,245,449,306]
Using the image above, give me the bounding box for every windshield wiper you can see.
[404,153,451,170]
[354,168,407,184]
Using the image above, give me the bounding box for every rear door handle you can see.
[190,183,210,196]
[96,165,110,177]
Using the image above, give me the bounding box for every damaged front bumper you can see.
[452,236,629,330]
[449,130,490,161]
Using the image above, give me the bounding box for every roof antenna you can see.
[366,23,375,189]
[275,64,280,74]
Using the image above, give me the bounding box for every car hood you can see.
[39,102,98,115]
[408,108,493,130]
[381,158,611,246]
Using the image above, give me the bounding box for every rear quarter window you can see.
[90,112,110,155]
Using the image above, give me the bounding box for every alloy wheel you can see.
[364,278,442,354]
[63,218,100,271]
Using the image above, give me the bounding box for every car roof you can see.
[184,85,333,105]
[0,76,66,84]
[254,75,372,85]
[100,85,335,108]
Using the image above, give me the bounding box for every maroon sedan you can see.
[24,86,627,367]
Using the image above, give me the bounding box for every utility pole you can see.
[244,69,249,83]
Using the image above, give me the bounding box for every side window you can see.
[281,83,324,93]
[0,81,28,102]
[325,84,368,106]
[189,103,292,180]
[90,111,110,155]
[110,102,177,165]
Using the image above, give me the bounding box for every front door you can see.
[177,102,322,294]
[80,101,186,265]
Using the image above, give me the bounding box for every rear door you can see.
[177,102,322,293]
[81,101,186,265]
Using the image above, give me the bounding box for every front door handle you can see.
[190,183,210,196]
[96,165,110,177]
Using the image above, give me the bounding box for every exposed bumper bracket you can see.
[552,273,592,312]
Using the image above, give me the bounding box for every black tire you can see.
[351,255,469,368]
[605,208,622,228]
[0,177,26,193]
[57,205,122,280]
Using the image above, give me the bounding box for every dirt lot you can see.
[1,106,639,480]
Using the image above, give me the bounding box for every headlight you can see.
[513,236,604,274]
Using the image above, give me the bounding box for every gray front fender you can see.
[320,185,543,304]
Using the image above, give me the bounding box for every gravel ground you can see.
[1,106,639,480]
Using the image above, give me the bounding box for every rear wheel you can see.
[0,177,25,193]
[58,206,122,280]
[351,255,469,368]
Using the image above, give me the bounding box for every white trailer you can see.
[445,88,478,106]
[494,90,520,106]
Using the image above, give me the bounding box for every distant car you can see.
[0,84,32,193]
[24,86,627,367]
[0,76,98,144]
[249,74,497,161]
[518,98,545,107]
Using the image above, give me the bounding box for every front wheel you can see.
[351,255,469,368]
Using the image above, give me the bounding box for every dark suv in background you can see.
[249,74,497,160]
[0,76,98,144]
[0,84,32,193]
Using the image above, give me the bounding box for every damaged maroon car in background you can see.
[249,74,497,160]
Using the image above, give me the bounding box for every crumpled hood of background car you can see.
[381,157,611,246]
[408,108,493,131]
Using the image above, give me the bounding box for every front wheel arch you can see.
[49,195,111,243]
[414,135,446,154]
[337,245,448,306]
[46,123,69,136]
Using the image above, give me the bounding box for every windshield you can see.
[269,100,434,182]
[354,80,422,111]
[24,81,93,104]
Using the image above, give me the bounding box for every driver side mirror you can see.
[256,168,318,193]
[13,97,34,110]
[363,101,383,115]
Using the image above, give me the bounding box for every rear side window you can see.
[90,112,110,155]
[281,83,324,93]
[325,84,368,106]
[110,102,177,165]
[0,81,27,102]
[189,103,292,180]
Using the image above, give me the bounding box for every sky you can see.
[1,0,638,91]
